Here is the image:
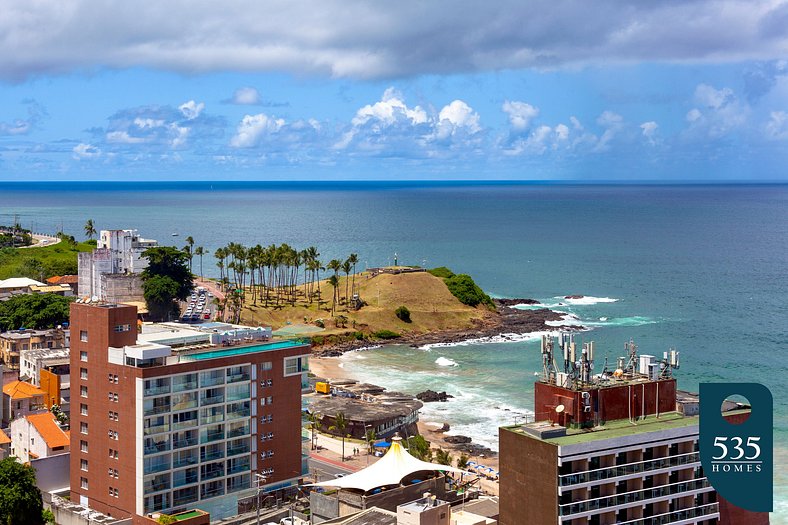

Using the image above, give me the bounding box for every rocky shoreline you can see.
[314,298,581,356]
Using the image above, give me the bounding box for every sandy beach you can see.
[310,354,501,494]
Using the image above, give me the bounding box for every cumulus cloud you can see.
[640,121,658,144]
[230,113,285,148]
[352,88,428,127]
[502,101,539,131]
[72,143,100,159]
[595,110,624,151]
[231,87,261,105]
[179,100,205,120]
[0,1,785,81]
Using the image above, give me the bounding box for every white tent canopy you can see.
[309,436,468,492]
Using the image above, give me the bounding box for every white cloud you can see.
[72,143,100,159]
[352,87,428,127]
[1,1,783,81]
[106,130,149,144]
[179,100,205,120]
[640,121,658,144]
[765,111,788,140]
[435,100,481,140]
[231,87,261,105]
[685,84,749,138]
[0,119,31,135]
[595,110,623,151]
[230,113,285,148]
[502,101,539,131]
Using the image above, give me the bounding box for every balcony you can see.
[144,385,170,397]
[226,372,250,383]
[227,424,250,439]
[143,423,170,435]
[201,448,224,462]
[200,394,224,406]
[227,458,250,475]
[173,451,199,469]
[617,503,719,524]
[173,436,198,449]
[560,452,701,487]
[227,440,250,457]
[559,478,712,517]
[200,429,224,444]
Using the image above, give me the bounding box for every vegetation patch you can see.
[0,239,95,281]
[395,305,411,323]
[0,294,73,331]
[372,329,401,340]
[427,266,455,279]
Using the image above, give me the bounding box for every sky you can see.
[0,0,787,181]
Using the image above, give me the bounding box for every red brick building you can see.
[69,302,309,521]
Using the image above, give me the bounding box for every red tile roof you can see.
[26,412,70,449]
[3,380,46,400]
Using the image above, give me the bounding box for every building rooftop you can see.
[310,395,423,424]
[3,380,47,399]
[321,508,397,525]
[179,338,307,361]
[0,277,45,289]
[26,412,70,449]
[20,346,70,361]
[0,431,10,445]
[0,328,63,340]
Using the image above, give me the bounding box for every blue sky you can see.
[0,1,786,181]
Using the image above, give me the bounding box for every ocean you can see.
[1,181,786,518]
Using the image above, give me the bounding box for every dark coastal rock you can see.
[564,295,585,299]
[416,390,454,402]
[496,298,540,306]
[444,435,472,444]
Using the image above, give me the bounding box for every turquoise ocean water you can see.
[1,181,786,518]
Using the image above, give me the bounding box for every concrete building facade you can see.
[77,229,157,302]
[69,302,309,522]
[0,328,68,370]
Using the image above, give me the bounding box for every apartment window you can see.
[109,448,119,459]
[108,468,118,478]
[80,477,88,490]
[113,488,119,497]
[108,411,119,421]
[114,324,131,332]
[80,422,88,434]
[80,403,88,416]
[113,374,119,384]
[108,430,119,440]
[80,351,88,362]
[80,368,88,380]
[284,356,308,376]
[267,396,273,404]
[80,459,88,471]
[80,440,88,453]
[260,361,272,371]
[80,330,88,342]
[80,385,88,398]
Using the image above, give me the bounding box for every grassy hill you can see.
[0,239,95,281]
[241,269,494,340]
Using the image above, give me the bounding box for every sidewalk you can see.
[308,430,381,475]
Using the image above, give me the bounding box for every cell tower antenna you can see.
[624,338,638,374]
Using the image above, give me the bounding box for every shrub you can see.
[444,274,495,309]
[314,319,325,328]
[372,329,400,340]
[312,335,324,345]
[395,306,411,323]
[353,331,365,340]
[428,266,455,279]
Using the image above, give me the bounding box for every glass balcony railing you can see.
[227,440,250,457]
[617,503,719,524]
[559,452,700,487]
[200,394,224,406]
[559,478,711,516]
[144,385,170,397]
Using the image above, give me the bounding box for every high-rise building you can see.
[69,301,309,522]
[498,335,769,525]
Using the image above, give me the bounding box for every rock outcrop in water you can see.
[416,390,454,402]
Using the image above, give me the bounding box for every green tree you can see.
[0,294,73,331]
[364,428,377,454]
[141,246,194,321]
[84,219,96,240]
[335,314,348,328]
[307,411,321,450]
[327,274,339,316]
[434,448,453,466]
[443,274,495,308]
[405,435,432,462]
[348,253,359,295]
[342,259,352,302]
[0,458,45,525]
[329,412,349,461]
[456,453,469,470]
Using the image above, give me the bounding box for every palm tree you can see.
[327,275,339,316]
[307,411,321,450]
[364,428,377,454]
[185,236,195,272]
[342,259,352,303]
[348,253,359,295]
[329,412,349,461]
[456,453,469,470]
[84,219,96,240]
[194,246,205,280]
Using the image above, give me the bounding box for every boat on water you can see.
[172,232,179,236]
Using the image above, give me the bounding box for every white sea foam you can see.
[435,357,459,367]
[418,331,549,350]
[554,295,619,305]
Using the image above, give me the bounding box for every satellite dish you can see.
[555,404,565,413]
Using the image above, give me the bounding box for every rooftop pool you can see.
[182,339,308,361]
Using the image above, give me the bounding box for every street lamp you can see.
[255,473,267,525]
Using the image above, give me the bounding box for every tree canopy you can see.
[0,458,45,525]
[0,294,73,331]
[141,246,193,321]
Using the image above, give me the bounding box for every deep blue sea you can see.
[1,181,786,517]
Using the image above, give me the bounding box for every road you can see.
[308,456,355,483]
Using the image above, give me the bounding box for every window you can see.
[109,411,119,421]
[284,356,308,376]
[113,374,119,384]
[114,324,131,332]
[80,477,88,490]
[80,440,88,453]
[80,385,88,398]
[80,422,88,434]
[80,330,88,342]
[80,459,88,471]
[108,429,119,440]
[80,403,88,416]
[80,351,88,362]
[108,448,119,459]
[80,368,88,380]
[260,361,272,371]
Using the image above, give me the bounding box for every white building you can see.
[77,229,158,302]
[10,412,70,462]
